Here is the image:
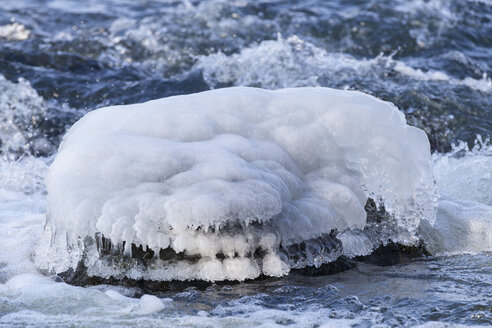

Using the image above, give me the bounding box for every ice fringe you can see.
[37,87,436,282]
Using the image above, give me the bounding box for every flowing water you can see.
[0,0,491,327]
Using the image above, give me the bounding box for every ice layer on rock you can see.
[39,87,435,281]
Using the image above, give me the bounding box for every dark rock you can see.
[293,257,356,277]
[355,241,429,266]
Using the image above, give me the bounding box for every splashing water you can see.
[0,0,491,326]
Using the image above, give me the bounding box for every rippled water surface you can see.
[1,253,491,327]
[0,0,491,327]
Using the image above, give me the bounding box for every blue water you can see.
[0,0,491,327]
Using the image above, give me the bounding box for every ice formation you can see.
[39,87,435,281]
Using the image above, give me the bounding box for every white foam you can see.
[421,200,492,254]
[40,87,435,281]
[433,139,492,205]
[0,156,49,282]
[394,62,492,93]
[0,75,50,156]
[0,85,52,282]
[195,35,491,94]
[0,273,361,327]
[0,23,30,41]
[195,35,382,89]
[421,140,492,254]
[0,274,168,324]
[101,0,280,75]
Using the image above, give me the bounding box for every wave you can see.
[0,74,81,158]
[433,138,492,205]
[0,75,49,157]
[393,62,492,93]
[195,34,492,93]
[195,34,383,89]
[36,87,436,282]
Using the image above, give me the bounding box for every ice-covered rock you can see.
[39,87,435,281]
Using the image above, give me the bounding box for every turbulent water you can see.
[0,0,491,327]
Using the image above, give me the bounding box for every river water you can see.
[0,0,491,327]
